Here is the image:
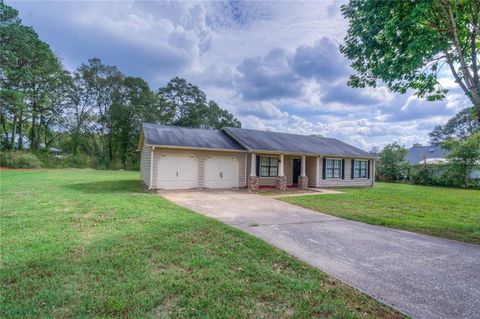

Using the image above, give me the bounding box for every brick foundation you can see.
[248,176,260,191]
[298,176,308,189]
[276,176,286,190]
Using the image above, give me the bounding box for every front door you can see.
[292,159,301,184]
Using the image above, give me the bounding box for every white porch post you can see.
[278,154,284,176]
[250,153,256,176]
[316,156,320,186]
[372,160,376,186]
[300,155,306,176]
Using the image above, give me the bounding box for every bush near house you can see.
[0,151,42,168]
[409,164,480,189]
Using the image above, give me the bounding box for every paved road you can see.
[160,190,480,319]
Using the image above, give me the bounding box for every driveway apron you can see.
[159,190,480,319]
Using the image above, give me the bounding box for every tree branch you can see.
[441,0,477,91]
[445,50,470,96]
[470,0,480,88]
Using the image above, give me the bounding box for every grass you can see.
[282,183,480,244]
[0,169,402,318]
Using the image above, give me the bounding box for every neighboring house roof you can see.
[223,127,373,157]
[406,145,446,164]
[142,123,244,150]
[1,134,31,149]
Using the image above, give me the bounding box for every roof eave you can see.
[222,128,252,151]
[144,143,247,153]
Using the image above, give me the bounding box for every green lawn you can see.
[0,169,402,318]
[282,183,480,244]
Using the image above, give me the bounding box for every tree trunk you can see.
[37,115,43,150]
[476,101,480,124]
[18,112,23,150]
[73,126,80,156]
[10,115,17,150]
[30,113,37,151]
[464,162,469,188]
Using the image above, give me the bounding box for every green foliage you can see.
[429,107,480,145]
[341,0,480,123]
[377,142,409,181]
[0,151,42,168]
[158,77,241,129]
[410,165,436,186]
[1,2,241,170]
[442,132,480,188]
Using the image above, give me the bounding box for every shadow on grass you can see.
[65,179,145,194]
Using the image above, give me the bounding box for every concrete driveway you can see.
[160,190,480,319]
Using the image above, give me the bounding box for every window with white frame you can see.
[326,159,342,178]
[260,157,279,177]
[354,160,368,178]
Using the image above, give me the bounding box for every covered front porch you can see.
[246,153,318,191]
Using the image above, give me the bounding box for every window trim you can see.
[325,158,342,179]
[259,156,279,177]
[354,159,368,179]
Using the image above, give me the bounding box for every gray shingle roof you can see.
[224,127,373,157]
[142,123,244,150]
[406,145,446,164]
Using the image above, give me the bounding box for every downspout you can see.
[244,153,248,187]
[149,146,155,190]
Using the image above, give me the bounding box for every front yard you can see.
[0,169,401,318]
[283,183,480,244]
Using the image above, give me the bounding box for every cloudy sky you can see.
[10,0,470,150]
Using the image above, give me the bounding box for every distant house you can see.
[138,124,376,190]
[407,144,480,179]
[406,144,447,165]
[1,133,61,154]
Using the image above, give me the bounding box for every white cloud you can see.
[10,0,471,150]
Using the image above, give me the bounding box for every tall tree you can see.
[442,132,480,188]
[377,142,409,181]
[158,77,241,129]
[1,1,33,149]
[65,69,95,155]
[430,107,480,144]
[1,1,65,151]
[341,0,480,123]
[111,76,157,169]
[76,58,123,164]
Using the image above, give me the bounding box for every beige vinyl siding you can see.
[140,144,152,188]
[152,148,246,189]
[306,157,317,187]
[317,157,373,187]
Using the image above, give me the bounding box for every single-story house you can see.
[406,144,447,165]
[406,144,480,179]
[138,123,376,190]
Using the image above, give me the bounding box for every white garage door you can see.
[157,155,198,189]
[204,157,239,188]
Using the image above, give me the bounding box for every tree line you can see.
[0,2,240,169]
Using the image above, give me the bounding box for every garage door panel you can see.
[177,157,197,181]
[204,157,238,188]
[157,156,177,189]
[157,155,197,189]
